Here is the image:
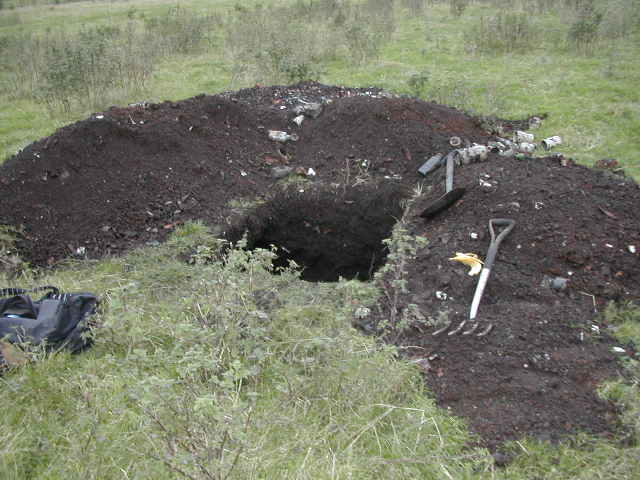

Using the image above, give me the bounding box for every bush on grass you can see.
[464,10,541,55]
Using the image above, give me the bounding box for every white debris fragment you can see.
[240,171,248,177]
[307,167,316,177]
[517,142,537,154]
[605,243,613,248]
[591,325,600,334]
[268,130,298,142]
[435,291,448,301]
[458,145,488,164]
[95,114,104,120]
[292,115,304,126]
[479,178,492,188]
[499,148,515,157]
[629,245,637,254]
[542,135,562,150]
[449,136,462,147]
[354,307,371,319]
[75,246,86,255]
[612,347,626,354]
[534,201,544,210]
[515,131,534,143]
[470,232,479,240]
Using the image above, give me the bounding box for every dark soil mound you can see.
[1,81,639,451]
[0,83,487,265]
[379,156,640,450]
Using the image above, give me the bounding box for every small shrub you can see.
[567,1,603,54]
[0,225,26,278]
[604,301,640,326]
[427,78,474,111]
[373,193,429,339]
[33,23,154,112]
[144,5,211,55]
[401,0,428,15]
[595,0,640,40]
[449,0,469,17]
[465,11,541,54]
[533,0,557,13]
[363,0,397,41]
[0,226,17,256]
[2,5,217,114]
[344,23,382,63]
[226,1,394,84]
[407,70,430,98]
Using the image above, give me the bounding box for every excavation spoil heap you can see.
[1,82,639,451]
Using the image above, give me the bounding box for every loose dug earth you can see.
[1,82,639,451]
[380,155,640,451]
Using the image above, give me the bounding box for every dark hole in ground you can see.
[227,183,407,282]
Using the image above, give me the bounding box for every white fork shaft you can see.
[470,268,491,320]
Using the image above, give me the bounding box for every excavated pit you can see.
[228,184,406,282]
[2,81,640,452]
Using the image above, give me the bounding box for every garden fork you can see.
[434,218,515,337]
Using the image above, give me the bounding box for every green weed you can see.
[0,225,25,277]
[407,69,430,98]
[465,11,542,55]
[2,5,219,114]
[401,0,428,15]
[449,0,469,17]
[603,301,640,344]
[225,0,394,85]
[373,192,430,339]
[567,0,604,54]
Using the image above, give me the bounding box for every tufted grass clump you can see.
[464,10,542,55]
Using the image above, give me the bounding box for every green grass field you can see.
[1,1,639,478]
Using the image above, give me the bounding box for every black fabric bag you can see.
[0,286,97,364]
